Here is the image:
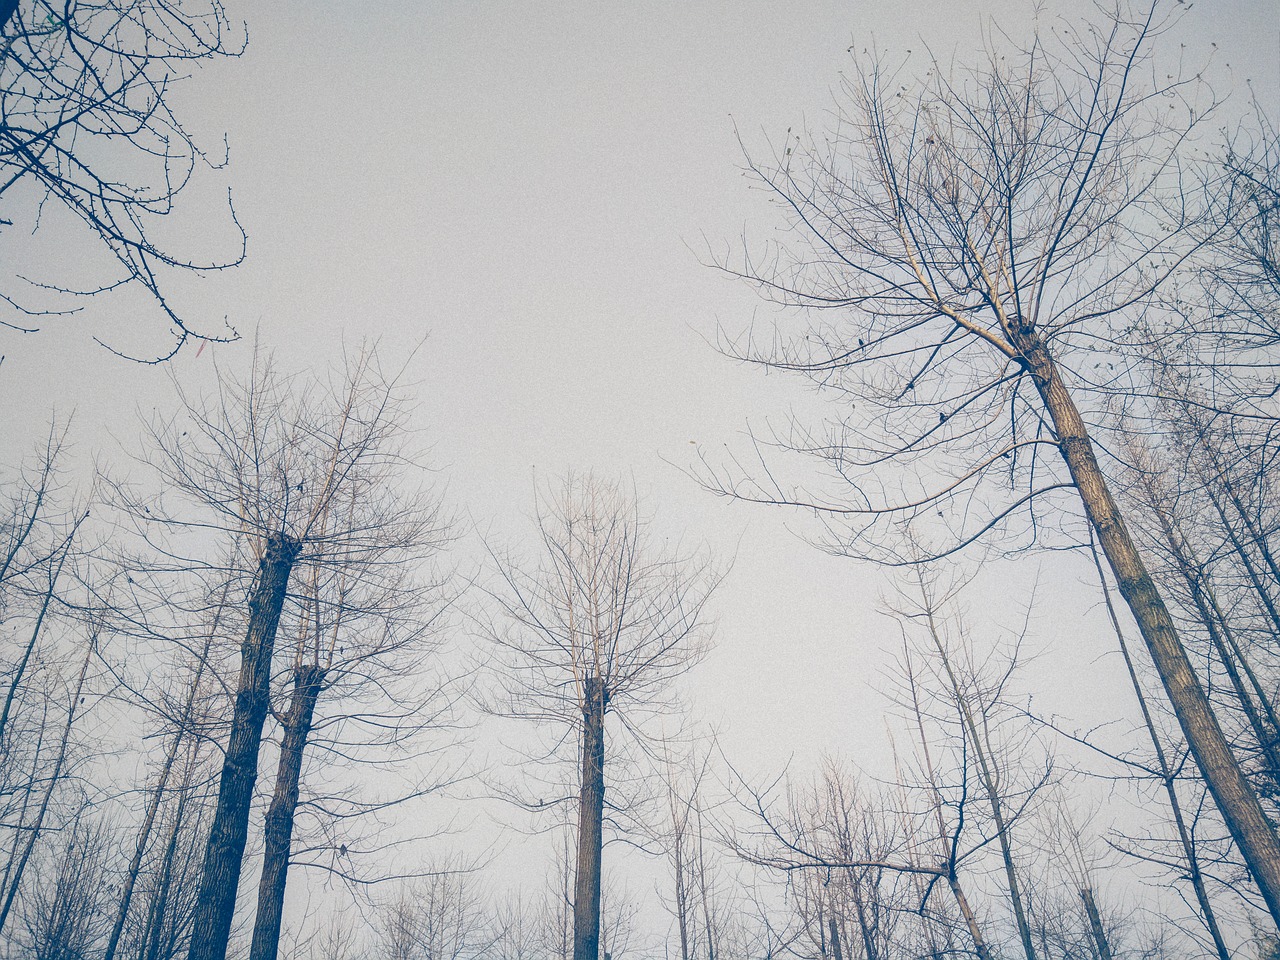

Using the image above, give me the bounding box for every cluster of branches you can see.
[0,0,246,357]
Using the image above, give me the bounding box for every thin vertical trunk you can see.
[188,532,300,960]
[1089,539,1233,960]
[1201,582,1280,753]
[902,647,992,960]
[104,729,187,960]
[105,604,222,960]
[921,599,1036,960]
[0,539,70,743]
[1207,487,1280,638]
[1079,887,1113,960]
[143,786,193,960]
[0,619,94,937]
[694,811,715,960]
[572,676,606,960]
[1020,331,1280,927]
[827,912,844,960]
[248,663,325,960]
[671,810,690,960]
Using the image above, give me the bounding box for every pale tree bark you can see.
[485,474,716,960]
[710,3,1280,929]
[1089,538,1233,960]
[1018,330,1280,924]
[187,531,300,960]
[103,586,225,960]
[918,589,1037,960]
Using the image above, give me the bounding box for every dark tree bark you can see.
[248,662,326,960]
[1079,887,1113,960]
[187,532,300,960]
[573,675,607,960]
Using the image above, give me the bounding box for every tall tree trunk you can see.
[827,912,844,960]
[1090,538,1233,960]
[1018,331,1280,927]
[143,785,193,960]
[188,532,300,960]
[248,663,325,960]
[573,676,606,960]
[671,814,690,960]
[926,623,1036,960]
[0,536,71,743]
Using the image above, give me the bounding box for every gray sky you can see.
[2,0,1280,929]
[3,0,1278,766]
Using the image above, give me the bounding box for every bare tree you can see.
[248,513,454,960]
[485,474,718,960]
[377,866,491,960]
[0,0,246,357]
[705,1,1280,923]
[15,812,114,960]
[111,346,443,960]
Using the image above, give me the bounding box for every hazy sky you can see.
[2,0,1279,867]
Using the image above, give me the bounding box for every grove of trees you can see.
[2,0,1280,958]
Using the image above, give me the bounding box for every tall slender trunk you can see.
[1089,539,1233,960]
[104,601,223,960]
[248,663,325,960]
[143,784,193,960]
[104,729,187,960]
[0,619,94,936]
[188,532,300,960]
[0,538,70,743]
[827,912,844,960]
[670,806,690,960]
[927,628,1036,960]
[1018,330,1280,927]
[573,676,606,960]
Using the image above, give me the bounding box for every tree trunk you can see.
[248,663,325,960]
[187,532,300,960]
[1019,331,1280,927]
[1079,887,1113,960]
[929,631,1036,960]
[104,602,223,960]
[573,676,606,960]
[827,913,844,960]
[143,786,192,960]
[946,874,994,960]
[1090,539,1233,960]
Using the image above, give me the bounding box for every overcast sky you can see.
[2,0,1279,906]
